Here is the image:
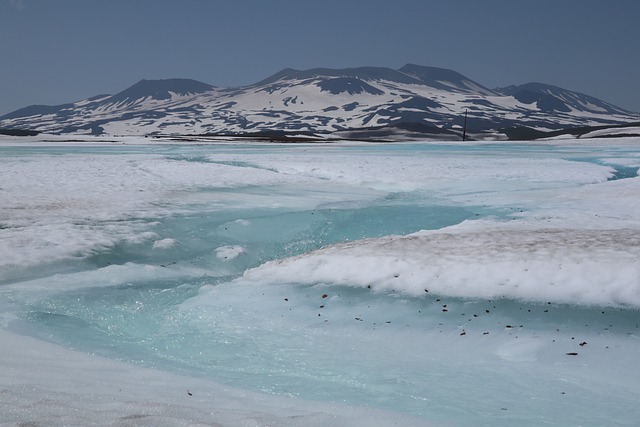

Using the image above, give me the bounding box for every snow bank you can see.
[241,222,640,307]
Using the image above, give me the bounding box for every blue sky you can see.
[1,0,639,115]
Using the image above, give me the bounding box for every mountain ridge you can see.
[1,64,638,140]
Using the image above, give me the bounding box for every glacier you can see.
[1,135,639,426]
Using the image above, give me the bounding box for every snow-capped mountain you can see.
[1,64,638,140]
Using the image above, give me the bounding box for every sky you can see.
[1,0,639,116]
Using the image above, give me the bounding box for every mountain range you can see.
[1,64,639,141]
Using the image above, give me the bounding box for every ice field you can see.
[1,137,639,426]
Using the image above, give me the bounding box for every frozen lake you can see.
[1,137,640,426]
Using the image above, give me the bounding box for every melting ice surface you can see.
[1,137,640,426]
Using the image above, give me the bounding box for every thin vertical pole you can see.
[462,108,468,141]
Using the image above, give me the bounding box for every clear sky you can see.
[1,0,639,116]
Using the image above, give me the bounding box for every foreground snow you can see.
[1,136,640,426]
[0,329,425,427]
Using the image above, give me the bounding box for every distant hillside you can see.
[1,65,638,141]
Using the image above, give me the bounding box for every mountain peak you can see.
[108,78,214,104]
[496,82,634,115]
[260,64,492,94]
[398,64,496,95]
[256,66,421,86]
